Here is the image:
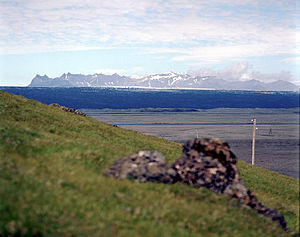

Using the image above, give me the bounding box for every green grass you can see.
[0,90,298,236]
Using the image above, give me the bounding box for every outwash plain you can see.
[83,108,299,179]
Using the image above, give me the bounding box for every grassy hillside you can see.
[0,90,298,236]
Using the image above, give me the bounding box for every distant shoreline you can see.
[1,87,299,109]
[1,85,300,93]
[84,108,299,179]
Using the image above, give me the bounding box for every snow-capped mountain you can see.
[28,72,299,91]
[29,73,136,87]
[137,72,216,88]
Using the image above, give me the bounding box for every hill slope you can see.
[0,91,298,236]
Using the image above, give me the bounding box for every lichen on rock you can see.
[105,150,176,183]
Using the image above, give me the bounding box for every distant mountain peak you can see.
[249,79,260,82]
[34,74,49,78]
[28,72,299,91]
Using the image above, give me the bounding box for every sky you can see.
[0,0,299,86]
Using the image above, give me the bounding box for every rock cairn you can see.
[105,138,288,231]
[105,150,176,183]
[172,138,287,231]
[49,103,86,116]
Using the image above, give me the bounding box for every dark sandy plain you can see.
[82,108,299,178]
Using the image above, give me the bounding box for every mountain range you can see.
[28,72,299,91]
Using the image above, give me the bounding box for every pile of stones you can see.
[105,138,288,231]
[105,150,176,183]
[49,103,86,116]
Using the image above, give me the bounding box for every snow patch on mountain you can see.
[28,72,299,91]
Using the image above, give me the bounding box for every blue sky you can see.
[0,0,299,86]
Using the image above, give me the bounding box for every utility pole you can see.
[251,118,256,165]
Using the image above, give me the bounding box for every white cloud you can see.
[187,62,295,83]
[188,62,250,81]
[132,66,144,74]
[282,57,300,65]
[142,39,296,63]
[250,71,294,83]
[0,0,298,57]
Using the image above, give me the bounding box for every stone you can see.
[104,150,176,183]
[49,103,86,116]
[105,138,288,231]
[172,138,288,231]
[172,138,240,194]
